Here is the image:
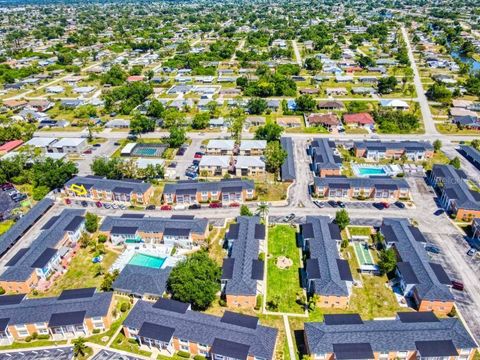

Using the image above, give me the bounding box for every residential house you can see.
[245,116,266,128]
[63,176,154,205]
[343,113,375,128]
[27,100,54,112]
[206,140,236,156]
[239,140,266,156]
[100,214,209,248]
[313,176,411,201]
[0,289,114,345]
[221,216,265,308]
[429,164,480,221]
[301,216,353,308]
[380,99,409,110]
[163,179,256,205]
[122,299,278,359]
[49,138,87,154]
[198,156,231,177]
[305,114,340,131]
[105,119,130,128]
[0,140,24,155]
[3,100,27,111]
[235,156,266,177]
[280,137,296,182]
[353,140,434,161]
[308,138,342,177]
[459,145,480,170]
[325,88,348,96]
[276,116,302,128]
[304,312,476,360]
[0,209,85,293]
[317,101,345,111]
[381,218,455,315]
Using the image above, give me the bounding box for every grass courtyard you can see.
[266,225,304,314]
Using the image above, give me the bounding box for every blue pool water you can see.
[356,167,387,176]
[128,253,166,269]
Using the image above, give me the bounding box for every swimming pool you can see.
[128,253,166,269]
[356,167,387,176]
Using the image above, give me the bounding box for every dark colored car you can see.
[93,143,101,147]
[373,202,385,210]
[95,201,103,208]
[65,198,72,205]
[425,244,441,254]
[394,201,405,209]
[83,149,92,154]
[81,201,88,207]
[337,201,346,208]
[209,202,223,208]
[188,204,201,210]
[328,200,338,207]
[1,183,14,191]
[192,160,200,166]
[146,205,156,210]
[434,209,445,216]
[114,142,121,146]
[177,147,186,156]
[160,205,172,211]
[451,280,464,291]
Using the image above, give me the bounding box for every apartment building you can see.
[0,210,85,293]
[163,179,256,205]
[235,156,266,177]
[63,176,154,205]
[239,140,267,156]
[380,218,454,315]
[301,216,353,308]
[198,156,231,177]
[304,312,477,360]
[0,288,114,345]
[206,140,235,155]
[429,164,480,221]
[122,298,278,359]
[221,216,265,308]
[99,214,209,249]
[313,176,411,201]
[353,140,434,161]
[308,138,342,177]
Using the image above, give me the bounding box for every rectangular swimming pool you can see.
[356,166,387,176]
[128,253,166,269]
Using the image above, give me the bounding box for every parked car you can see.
[229,202,240,207]
[434,209,445,216]
[394,201,405,209]
[425,244,441,254]
[93,144,101,148]
[119,204,127,210]
[328,200,338,208]
[467,248,477,257]
[209,202,222,208]
[174,204,186,210]
[194,152,204,159]
[95,201,103,208]
[337,201,346,208]
[1,183,13,191]
[160,205,172,211]
[373,202,385,210]
[65,198,71,205]
[188,204,201,210]
[81,201,88,207]
[103,203,111,209]
[146,205,156,210]
[114,142,121,146]
[283,213,295,222]
[192,160,200,166]
[313,200,325,208]
[451,280,464,291]
[111,204,119,209]
[381,202,390,208]
[83,149,92,154]
[177,147,186,156]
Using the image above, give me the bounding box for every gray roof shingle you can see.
[280,137,296,181]
[113,264,173,297]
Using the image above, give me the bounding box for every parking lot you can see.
[173,137,204,180]
[0,184,27,220]
[0,347,73,360]
[91,349,142,360]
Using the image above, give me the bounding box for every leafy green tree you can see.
[130,113,156,134]
[357,55,375,68]
[295,95,317,112]
[228,108,245,142]
[471,139,480,150]
[32,185,50,201]
[450,156,461,169]
[168,127,186,148]
[192,112,210,130]
[378,248,397,275]
[433,139,442,152]
[91,157,124,179]
[426,83,452,104]
[247,98,268,115]
[31,158,78,190]
[377,76,398,94]
[335,209,350,230]
[167,251,221,310]
[304,57,322,71]
[240,205,253,216]
[146,99,165,118]
[100,270,119,291]
[72,337,87,358]
[85,212,99,233]
[255,123,283,142]
[264,141,287,177]
[101,64,127,85]
[256,202,269,220]
[162,108,186,128]
[74,104,97,119]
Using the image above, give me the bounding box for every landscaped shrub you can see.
[194,356,206,360]
[37,334,50,340]
[255,294,263,310]
[25,336,32,342]
[0,286,5,295]
[120,302,130,312]
[32,332,38,339]
[177,351,191,358]
[92,329,101,334]
[127,338,138,344]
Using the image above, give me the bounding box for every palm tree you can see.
[256,202,269,221]
[73,337,87,358]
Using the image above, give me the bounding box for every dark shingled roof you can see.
[309,138,342,173]
[0,198,54,257]
[113,264,173,298]
[65,176,152,195]
[211,338,250,360]
[305,312,476,356]
[123,300,277,360]
[314,176,410,193]
[138,322,175,342]
[415,340,458,357]
[302,216,351,297]
[48,311,86,327]
[163,179,254,196]
[222,216,264,296]
[280,137,296,181]
[333,342,374,360]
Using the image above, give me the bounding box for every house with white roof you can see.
[235,156,265,177]
[380,99,409,110]
[199,156,231,177]
[25,137,58,150]
[49,138,87,154]
[206,140,236,156]
[239,140,267,156]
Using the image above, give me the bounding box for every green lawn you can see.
[0,220,14,235]
[255,180,290,202]
[35,247,119,297]
[0,339,67,351]
[266,225,304,314]
[111,332,152,357]
[347,226,372,237]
